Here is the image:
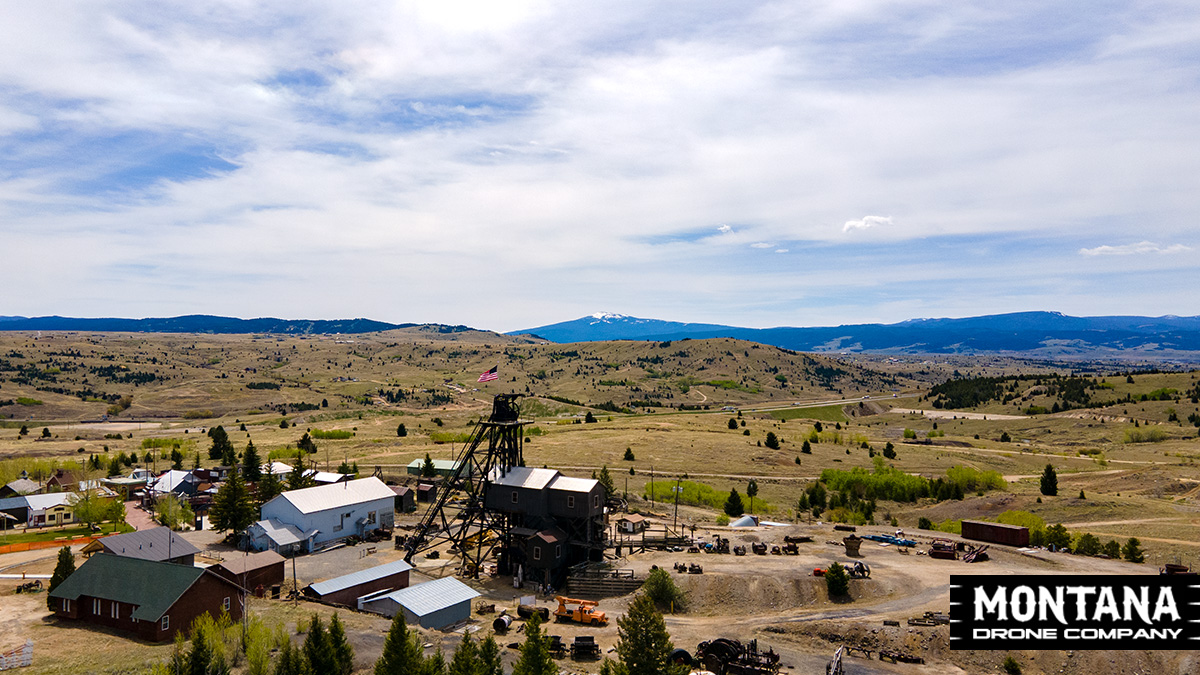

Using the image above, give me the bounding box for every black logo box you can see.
[950,575,1200,650]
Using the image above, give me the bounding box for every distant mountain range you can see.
[511,311,1200,357]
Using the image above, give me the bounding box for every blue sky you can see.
[1,1,1197,331]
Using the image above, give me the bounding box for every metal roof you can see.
[378,576,480,617]
[216,550,285,576]
[269,477,394,514]
[487,466,558,490]
[406,459,462,470]
[547,475,597,493]
[250,519,315,546]
[3,478,40,495]
[308,559,413,596]
[151,470,196,493]
[96,526,201,561]
[23,493,76,510]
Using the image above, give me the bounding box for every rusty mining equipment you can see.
[694,638,781,675]
[404,394,607,582]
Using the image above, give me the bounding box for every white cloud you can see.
[717,224,733,234]
[1078,241,1192,256]
[750,242,772,248]
[774,248,788,253]
[843,215,893,233]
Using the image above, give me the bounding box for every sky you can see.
[2,1,1198,332]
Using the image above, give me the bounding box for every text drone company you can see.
[950,575,1199,650]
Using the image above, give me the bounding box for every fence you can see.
[0,641,32,670]
[0,535,103,556]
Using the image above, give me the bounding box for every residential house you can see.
[49,553,244,642]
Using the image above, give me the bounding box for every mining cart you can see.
[695,638,781,675]
[751,542,768,555]
[571,635,600,660]
[554,596,608,626]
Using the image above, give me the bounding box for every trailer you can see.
[961,520,1029,547]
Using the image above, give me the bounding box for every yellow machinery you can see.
[554,596,608,626]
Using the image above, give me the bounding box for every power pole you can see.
[673,477,680,532]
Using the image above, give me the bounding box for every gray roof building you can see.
[82,526,201,565]
[358,576,480,629]
[305,559,413,607]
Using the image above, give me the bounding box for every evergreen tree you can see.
[746,480,758,515]
[801,440,812,454]
[478,633,503,675]
[329,612,355,675]
[1040,464,1058,496]
[397,423,408,437]
[1122,537,1145,563]
[303,614,336,674]
[187,626,212,675]
[422,649,447,675]
[171,448,184,470]
[448,632,478,675]
[47,545,75,611]
[208,426,234,461]
[288,453,313,491]
[107,455,123,477]
[824,561,850,597]
[723,488,744,517]
[375,613,424,675]
[728,418,739,430]
[274,639,304,675]
[210,468,255,536]
[764,432,780,450]
[598,465,615,498]
[614,593,680,675]
[256,470,283,506]
[512,612,557,675]
[1102,540,1121,559]
[297,433,317,454]
[242,440,262,482]
[421,453,437,478]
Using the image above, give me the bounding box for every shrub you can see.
[310,429,353,440]
[642,567,686,610]
[1003,654,1022,675]
[917,516,933,530]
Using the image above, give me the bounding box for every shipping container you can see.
[961,520,1029,547]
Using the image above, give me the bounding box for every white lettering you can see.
[1039,586,1066,624]
[1065,586,1096,621]
[1011,586,1036,622]
[976,586,1007,621]
[1153,587,1180,622]
[1095,587,1120,621]
[1123,586,1151,625]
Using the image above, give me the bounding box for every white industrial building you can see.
[249,477,395,553]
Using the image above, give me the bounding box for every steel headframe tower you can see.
[403,394,527,577]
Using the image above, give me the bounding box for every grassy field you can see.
[0,330,1198,568]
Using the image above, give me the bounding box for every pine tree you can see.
[1122,537,1145,563]
[208,426,234,461]
[423,649,447,675]
[746,480,758,515]
[210,468,255,536]
[478,633,503,675]
[397,423,408,437]
[297,433,317,454]
[728,418,738,430]
[328,613,355,675]
[47,545,75,611]
[421,453,437,478]
[256,470,283,506]
[448,632,478,675]
[512,612,557,675]
[824,561,849,597]
[187,627,212,675]
[615,593,679,675]
[598,465,615,499]
[1040,464,1058,496]
[304,614,336,674]
[274,639,304,675]
[288,453,312,491]
[375,613,424,675]
[723,488,744,517]
[764,432,780,450]
[243,440,262,482]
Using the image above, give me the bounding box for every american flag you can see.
[477,366,499,383]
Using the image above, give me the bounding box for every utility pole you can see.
[673,477,680,532]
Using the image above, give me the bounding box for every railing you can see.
[0,640,32,670]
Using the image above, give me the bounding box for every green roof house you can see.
[49,554,244,642]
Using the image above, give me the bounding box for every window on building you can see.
[367,511,376,524]
[111,602,119,619]
[61,598,70,613]
[223,597,231,611]
[161,615,169,631]
[93,598,101,615]
[594,495,600,508]
[567,496,575,509]
[555,545,561,558]
[511,491,519,504]
[533,546,541,561]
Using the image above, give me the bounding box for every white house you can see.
[252,477,395,552]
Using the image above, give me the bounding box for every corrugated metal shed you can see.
[487,466,558,490]
[308,559,413,596]
[370,576,480,628]
[269,477,395,515]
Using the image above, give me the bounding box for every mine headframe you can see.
[403,394,527,577]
